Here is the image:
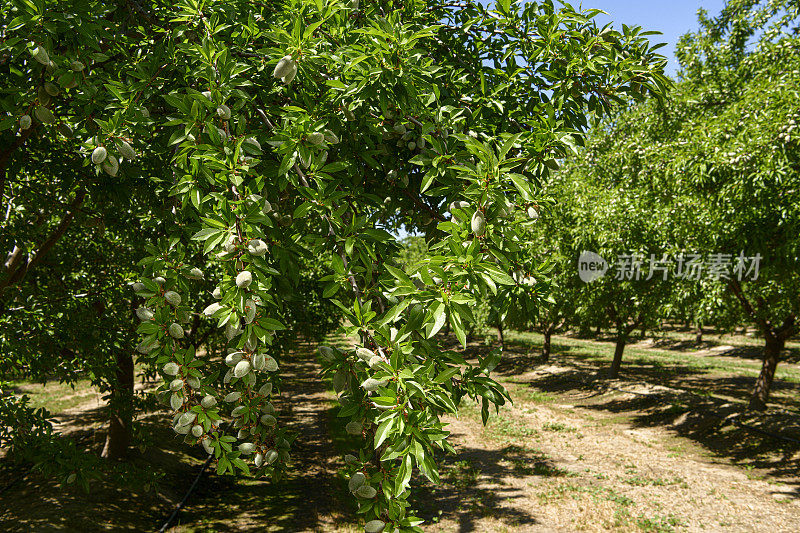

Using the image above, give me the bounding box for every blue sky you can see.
[575,1,727,75]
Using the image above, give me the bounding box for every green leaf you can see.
[374,417,394,449]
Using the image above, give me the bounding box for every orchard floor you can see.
[1,332,799,532]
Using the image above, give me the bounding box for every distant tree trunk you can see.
[749,333,786,410]
[608,333,627,379]
[640,325,646,339]
[727,280,795,411]
[496,323,504,350]
[443,320,450,337]
[595,324,601,336]
[541,327,552,362]
[695,323,703,343]
[102,351,134,460]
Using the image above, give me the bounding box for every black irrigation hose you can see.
[157,450,216,533]
[545,370,800,446]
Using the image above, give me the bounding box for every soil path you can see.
[3,341,799,532]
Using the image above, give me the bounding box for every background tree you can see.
[568,0,800,407]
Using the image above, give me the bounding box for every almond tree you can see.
[568,0,800,408]
[1,0,668,528]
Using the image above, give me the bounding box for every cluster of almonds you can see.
[273,54,298,84]
[90,139,136,177]
[448,200,539,237]
[381,118,427,154]
[298,128,339,168]
[131,267,289,468]
[19,44,85,133]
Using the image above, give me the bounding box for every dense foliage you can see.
[1,0,669,528]
[558,0,799,406]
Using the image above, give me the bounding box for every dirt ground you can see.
[1,334,798,532]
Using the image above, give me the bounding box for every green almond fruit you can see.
[216,104,231,120]
[364,520,386,533]
[212,287,222,299]
[102,154,119,177]
[34,106,55,124]
[170,393,184,411]
[224,391,242,402]
[307,131,324,145]
[471,210,486,235]
[163,362,180,376]
[273,55,294,79]
[264,356,278,372]
[234,359,251,378]
[260,414,277,426]
[225,351,243,366]
[265,449,279,464]
[91,146,107,164]
[235,270,253,289]
[164,291,181,306]
[281,61,298,84]
[247,239,268,256]
[201,395,217,408]
[44,82,59,97]
[244,299,257,324]
[333,368,348,393]
[356,347,375,361]
[70,60,85,72]
[344,454,359,466]
[179,411,197,426]
[153,276,166,285]
[318,346,335,361]
[117,140,136,160]
[203,302,222,317]
[231,405,247,417]
[238,442,256,455]
[258,383,273,397]
[191,425,203,438]
[37,87,51,106]
[185,267,203,280]
[31,45,50,65]
[169,378,183,392]
[345,421,362,436]
[348,472,366,492]
[19,115,32,130]
[323,130,339,144]
[355,485,377,498]
[201,438,214,455]
[168,322,184,339]
[135,307,153,321]
[132,282,146,292]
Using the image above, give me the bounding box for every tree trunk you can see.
[608,334,626,379]
[595,324,601,336]
[496,323,504,350]
[541,328,552,362]
[748,334,785,410]
[101,351,134,460]
[695,324,703,344]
